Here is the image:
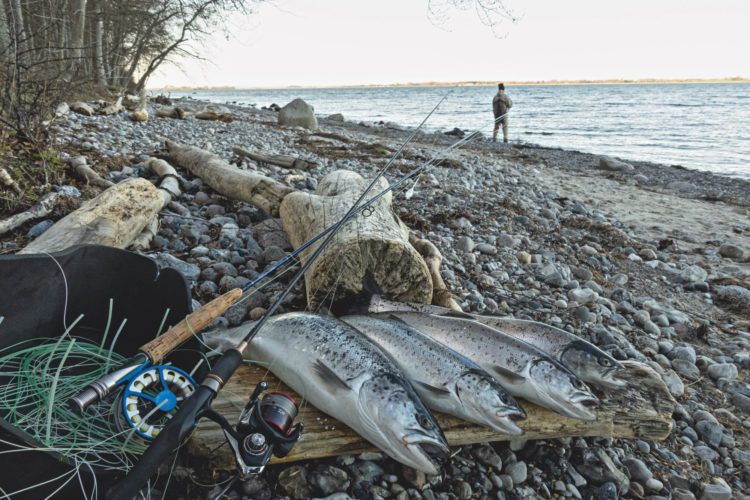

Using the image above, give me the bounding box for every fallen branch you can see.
[0,167,22,195]
[189,360,674,469]
[20,178,163,254]
[65,156,114,189]
[232,146,318,170]
[165,140,294,216]
[129,158,184,251]
[0,192,64,236]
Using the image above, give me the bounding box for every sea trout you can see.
[341,315,526,435]
[207,313,450,474]
[374,311,600,421]
[367,295,625,388]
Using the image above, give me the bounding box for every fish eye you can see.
[416,413,432,429]
[598,357,613,367]
[499,393,510,405]
[571,377,586,390]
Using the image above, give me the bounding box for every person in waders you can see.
[492,83,513,143]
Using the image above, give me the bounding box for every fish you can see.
[207,313,450,474]
[340,314,526,435]
[373,311,600,421]
[366,295,625,389]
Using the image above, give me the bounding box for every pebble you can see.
[568,288,599,304]
[695,420,723,447]
[706,363,738,381]
[661,370,685,397]
[700,483,732,500]
[475,243,498,255]
[27,220,54,238]
[516,251,532,264]
[504,461,527,485]
[623,458,652,483]
[680,265,708,283]
[718,243,744,260]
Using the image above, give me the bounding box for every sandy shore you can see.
[1,98,748,499]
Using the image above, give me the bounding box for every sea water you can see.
[166,83,750,179]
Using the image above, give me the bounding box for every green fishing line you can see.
[0,337,148,471]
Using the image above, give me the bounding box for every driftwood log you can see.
[0,167,22,194]
[165,140,294,216]
[280,170,433,310]
[0,192,65,237]
[65,155,114,188]
[232,146,319,170]
[188,360,674,470]
[20,178,163,254]
[130,158,184,251]
[409,235,462,311]
[155,107,187,119]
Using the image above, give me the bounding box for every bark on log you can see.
[280,170,433,310]
[66,156,114,188]
[188,360,674,470]
[20,178,163,254]
[0,192,64,236]
[232,146,319,170]
[165,140,294,216]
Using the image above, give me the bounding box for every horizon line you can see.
[151,76,750,91]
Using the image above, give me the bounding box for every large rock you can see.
[714,285,750,312]
[598,156,634,172]
[279,98,318,130]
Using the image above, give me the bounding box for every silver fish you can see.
[341,315,526,435]
[239,313,450,474]
[374,311,600,421]
[367,295,625,389]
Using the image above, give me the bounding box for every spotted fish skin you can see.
[367,295,624,388]
[341,315,526,435]
[246,312,450,474]
[374,311,600,421]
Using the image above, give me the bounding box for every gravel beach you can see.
[3,97,749,499]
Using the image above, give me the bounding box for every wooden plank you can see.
[188,360,674,472]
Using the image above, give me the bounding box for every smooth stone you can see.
[695,420,723,448]
[27,220,54,238]
[456,236,475,253]
[504,461,527,485]
[672,359,700,380]
[662,370,685,397]
[568,288,599,304]
[706,363,738,381]
[669,345,697,363]
[516,251,532,264]
[718,244,744,260]
[475,243,498,255]
[623,458,652,483]
[672,488,696,500]
[680,265,708,283]
[700,483,731,500]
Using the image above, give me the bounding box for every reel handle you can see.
[108,349,244,500]
[140,288,242,362]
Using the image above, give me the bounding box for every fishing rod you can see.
[105,98,448,499]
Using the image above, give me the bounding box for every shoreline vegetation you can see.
[153,76,750,91]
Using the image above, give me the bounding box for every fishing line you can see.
[42,252,70,331]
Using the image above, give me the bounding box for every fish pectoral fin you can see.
[415,380,451,396]
[313,360,351,392]
[442,311,475,320]
[492,365,526,384]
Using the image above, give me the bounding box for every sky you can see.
[149,0,749,88]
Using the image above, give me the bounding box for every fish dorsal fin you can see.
[415,380,451,396]
[492,365,526,385]
[313,359,351,392]
[441,310,475,320]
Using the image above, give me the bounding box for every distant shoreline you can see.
[153,77,750,91]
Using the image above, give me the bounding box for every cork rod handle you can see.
[140,288,243,362]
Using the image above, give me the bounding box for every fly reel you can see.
[117,365,197,440]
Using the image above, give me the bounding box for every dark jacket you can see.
[492,90,513,118]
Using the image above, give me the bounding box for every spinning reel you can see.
[116,364,197,440]
[205,380,303,476]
